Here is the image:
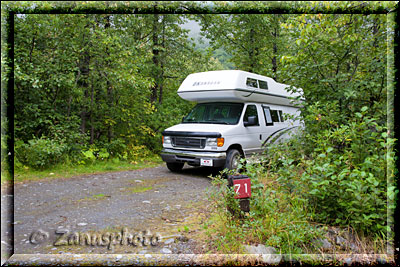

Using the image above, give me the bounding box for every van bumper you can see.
[160,148,226,167]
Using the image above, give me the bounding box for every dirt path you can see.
[5,165,219,256]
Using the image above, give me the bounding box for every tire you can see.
[224,149,242,170]
[166,162,184,172]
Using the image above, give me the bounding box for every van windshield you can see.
[182,102,244,125]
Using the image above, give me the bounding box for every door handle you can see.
[259,134,262,140]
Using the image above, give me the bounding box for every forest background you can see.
[1,1,398,253]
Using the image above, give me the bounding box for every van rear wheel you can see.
[166,162,184,172]
[224,149,242,170]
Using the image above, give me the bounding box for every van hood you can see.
[162,123,236,137]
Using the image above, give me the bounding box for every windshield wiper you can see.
[183,120,230,125]
[205,120,229,124]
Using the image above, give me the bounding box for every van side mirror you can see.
[244,116,257,127]
[181,116,185,122]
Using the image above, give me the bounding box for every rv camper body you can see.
[160,70,303,171]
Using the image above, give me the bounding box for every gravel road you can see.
[4,164,220,257]
[2,165,395,266]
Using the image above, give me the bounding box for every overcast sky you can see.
[181,19,202,39]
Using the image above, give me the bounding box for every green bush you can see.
[78,145,111,165]
[264,104,395,237]
[207,168,323,254]
[102,138,126,158]
[45,116,88,163]
[15,137,67,169]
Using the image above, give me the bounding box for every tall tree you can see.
[280,13,387,122]
[197,11,289,81]
[77,15,92,137]
[14,12,220,156]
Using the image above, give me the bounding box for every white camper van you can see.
[161,70,303,172]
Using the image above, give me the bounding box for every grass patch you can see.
[11,155,163,184]
[92,193,105,198]
[75,193,109,203]
[128,186,153,193]
[121,177,171,194]
[200,212,248,254]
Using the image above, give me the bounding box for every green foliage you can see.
[12,155,163,183]
[197,12,290,81]
[102,138,126,158]
[11,12,221,169]
[263,104,394,237]
[15,137,67,169]
[280,13,387,122]
[265,8,394,240]
[5,2,395,245]
[206,168,324,254]
[79,145,110,164]
[211,48,235,70]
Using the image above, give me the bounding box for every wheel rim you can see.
[231,153,240,169]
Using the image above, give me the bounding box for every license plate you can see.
[200,159,213,166]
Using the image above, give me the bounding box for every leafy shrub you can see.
[206,167,323,254]
[15,137,67,169]
[47,115,87,146]
[79,145,110,164]
[264,104,395,237]
[46,116,89,162]
[125,143,152,161]
[102,138,126,158]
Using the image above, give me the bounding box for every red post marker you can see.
[225,174,252,214]
[233,178,251,199]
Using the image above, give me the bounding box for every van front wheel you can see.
[166,162,184,172]
[224,149,242,170]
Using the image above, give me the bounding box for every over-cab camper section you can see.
[177,70,303,106]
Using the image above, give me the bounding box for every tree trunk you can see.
[78,50,90,135]
[158,16,166,104]
[272,28,278,81]
[90,82,94,145]
[372,18,379,48]
[150,13,160,103]
[271,15,280,82]
[248,27,255,73]
[105,15,114,142]
[78,18,91,135]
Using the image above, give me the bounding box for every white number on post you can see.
[234,184,240,194]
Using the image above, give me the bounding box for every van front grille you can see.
[172,137,206,148]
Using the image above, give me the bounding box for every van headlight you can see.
[207,137,224,147]
[163,136,171,144]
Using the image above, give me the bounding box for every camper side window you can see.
[258,80,268,90]
[246,78,258,88]
[270,110,280,122]
[263,106,273,126]
[279,110,284,121]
